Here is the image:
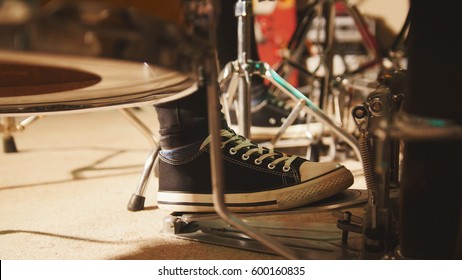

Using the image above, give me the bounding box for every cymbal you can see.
[0,50,197,116]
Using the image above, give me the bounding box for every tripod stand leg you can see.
[127,147,159,211]
[1,117,18,153]
[235,0,252,138]
[2,135,18,153]
[119,108,160,212]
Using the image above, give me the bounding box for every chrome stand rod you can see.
[205,0,299,256]
[119,108,158,147]
[258,62,361,160]
[127,147,159,211]
[206,58,299,260]
[235,0,252,137]
[120,108,160,211]
[270,98,306,147]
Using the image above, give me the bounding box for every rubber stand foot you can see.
[3,137,18,153]
[127,194,145,211]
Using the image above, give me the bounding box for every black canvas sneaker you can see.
[229,93,310,140]
[157,128,353,213]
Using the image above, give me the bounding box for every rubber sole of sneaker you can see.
[157,166,353,213]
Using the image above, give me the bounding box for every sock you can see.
[159,140,203,161]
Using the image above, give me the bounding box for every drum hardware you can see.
[158,1,369,258]
[0,50,198,214]
[219,59,362,160]
[267,0,383,161]
[0,93,162,213]
[159,0,363,259]
[0,0,366,259]
[0,49,195,161]
[0,48,195,213]
[230,0,253,138]
[162,189,368,259]
[162,2,462,259]
[350,69,405,258]
[221,0,382,162]
[118,108,162,212]
[388,112,462,141]
[335,210,362,244]
[162,68,406,260]
[366,81,462,260]
[208,1,412,259]
[199,1,300,259]
[0,0,205,212]
[387,7,410,72]
[1,115,43,152]
[268,98,306,147]
[8,0,457,260]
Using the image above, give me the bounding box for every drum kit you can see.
[1,0,461,260]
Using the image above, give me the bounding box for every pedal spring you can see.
[359,133,376,190]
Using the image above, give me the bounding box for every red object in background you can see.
[255,0,297,85]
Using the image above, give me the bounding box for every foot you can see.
[229,93,312,140]
[157,128,353,213]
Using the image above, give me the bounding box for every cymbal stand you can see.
[119,108,161,212]
[1,116,43,153]
[387,7,410,72]
[273,0,383,100]
[220,59,361,159]
[219,0,361,159]
[205,0,300,260]
[220,0,253,138]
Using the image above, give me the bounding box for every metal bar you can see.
[205,0,299,257]
[388,112,462,140]
[127,147,159,211]
[255,61,362,160]
[343,0,382,64]
[206,59,300,259]
[270,99,306,146]
[320,0,335,111]
[17,116,43,131]
[120,108,160,211]
[119,108,158,147]
[235,0,252,137]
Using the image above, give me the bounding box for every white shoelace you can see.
[200,129,297,172]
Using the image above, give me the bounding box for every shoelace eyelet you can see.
[229,147,237,155]
[282,166,290,172]
[267,163,276,170]
[254,159,262,165]
[242,154,250,160]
